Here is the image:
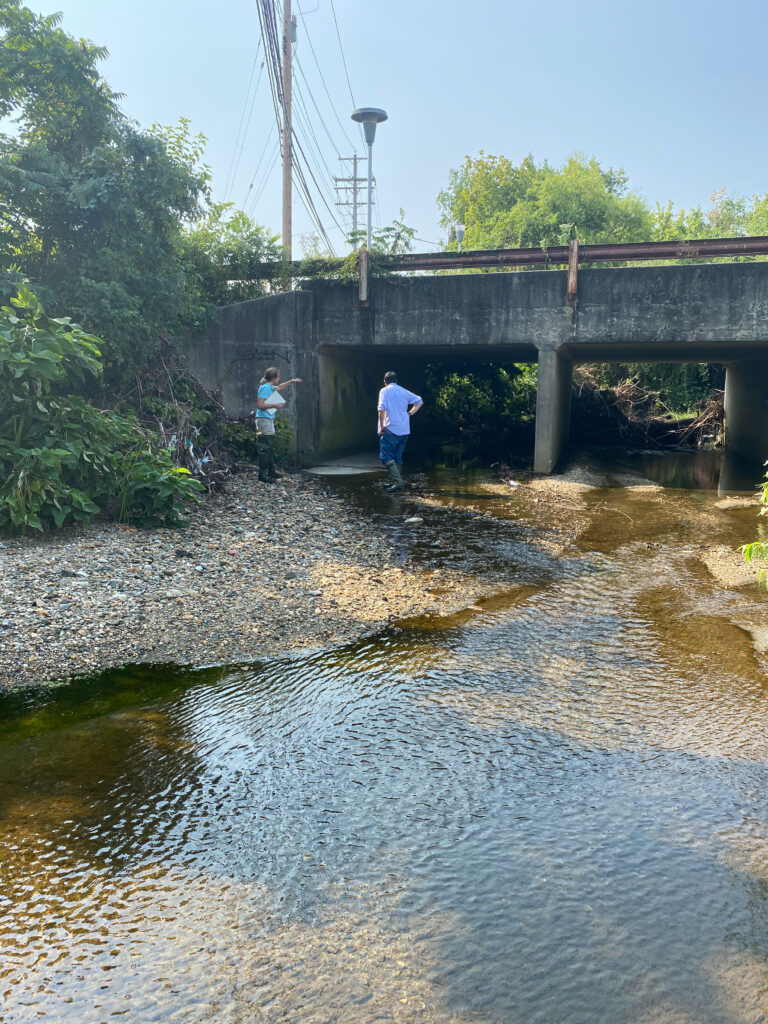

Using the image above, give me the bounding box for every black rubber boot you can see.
[383,460,405,491]
[258,434,277,483]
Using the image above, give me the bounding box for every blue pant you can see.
[379,430,408,466]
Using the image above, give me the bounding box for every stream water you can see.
[2,451,768,1023]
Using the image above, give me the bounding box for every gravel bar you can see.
[0,471,502,690]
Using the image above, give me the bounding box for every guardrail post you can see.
[567,239,579,302]
[358,249,369,306]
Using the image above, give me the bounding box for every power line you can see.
[296,3,356,151]
[223,38,264,200]
[292,78,348,214]
[329,0,356,109]
[225,55,266,202]
[328,0,365,148]
[294,53,344,159]
[291,127,347,239]
[243,130,279,214]
[250,144,281,213]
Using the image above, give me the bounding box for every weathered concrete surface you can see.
[184,290,316,461]
[534,348,574,474]
[724,357,768,462]
[184,262,768,470]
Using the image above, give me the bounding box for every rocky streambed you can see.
[2,457,765,691]
[0,471,508,690]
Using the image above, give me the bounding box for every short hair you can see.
[383,371,397,384]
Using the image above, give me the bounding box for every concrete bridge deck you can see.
[186,261,768,472]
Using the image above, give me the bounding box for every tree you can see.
[347,209,416,254]
[182,203,282,309]
[0,0,211,380]
[651,188,768,241]
[437,153,652,250]
[0,2,279,384]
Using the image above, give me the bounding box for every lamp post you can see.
[351,107,388,250]
[455,223,465,254]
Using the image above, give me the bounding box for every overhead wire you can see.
[245,137,281,216]
[223,38,265,201]
[291,77,352,234]
[251,0,366,250]
[226,60,267,203]
[296,3,356,151]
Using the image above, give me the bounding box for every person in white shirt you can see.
[377,371,423,491]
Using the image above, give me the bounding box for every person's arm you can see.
[408,400,423,417]
[275,378,303,391]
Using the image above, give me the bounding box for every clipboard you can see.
[262,391,286,408]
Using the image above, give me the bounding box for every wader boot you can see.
[258,434,278,483]
[383,460,405,491]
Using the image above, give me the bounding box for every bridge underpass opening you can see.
[316,346,538,463]
[541,349,768,475]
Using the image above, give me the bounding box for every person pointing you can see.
[254,366,302,483]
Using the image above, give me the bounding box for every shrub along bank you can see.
[0,287,204,534]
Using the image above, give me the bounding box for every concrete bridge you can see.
[186,261,768,473]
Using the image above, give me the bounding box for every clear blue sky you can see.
[47,0,768,254]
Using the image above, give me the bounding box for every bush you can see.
[220,419,260,464]
[741,465,768,585]
[0,287,204,533]
[423,362,538,438]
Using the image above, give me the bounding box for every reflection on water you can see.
[2,469,768,1022]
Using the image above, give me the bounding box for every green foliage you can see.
[0,4,279,381]
[651,188,768,242]
[220,419,260,463]
[438,153,768,254]
[740,467,768,585]
[116,447,199,528]
[274,415,292,461]
[0,0,121,159]
[182,202,283,310]
[424,362,537,437]
[220,415,291,464]
[347,209,416,255]
[0,287,203,533]
[438,153,652,250]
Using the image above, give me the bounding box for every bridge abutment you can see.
[724,358,768,464]
[534,347,573,474]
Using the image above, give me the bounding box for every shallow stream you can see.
[2,451,768,1023]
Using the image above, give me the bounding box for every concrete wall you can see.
[184,290,317,461]
[184,262,768,471]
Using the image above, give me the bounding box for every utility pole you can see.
[281,0,294,260]
[335,154,367,243]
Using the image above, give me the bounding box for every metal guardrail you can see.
[395,236,768,271]
[254,236,768,291]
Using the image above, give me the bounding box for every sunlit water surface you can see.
[2,452,768,1023]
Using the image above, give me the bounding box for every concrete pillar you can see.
[534,347,573,474]
[724,358,768,464]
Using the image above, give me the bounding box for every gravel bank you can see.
[0,472,503,690]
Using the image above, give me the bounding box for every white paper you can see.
[262,391,286,408]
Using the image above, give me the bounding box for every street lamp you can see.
[351,107,388,250]
[455,223,465,254]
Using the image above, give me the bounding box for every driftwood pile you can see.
[572,366,724,449]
